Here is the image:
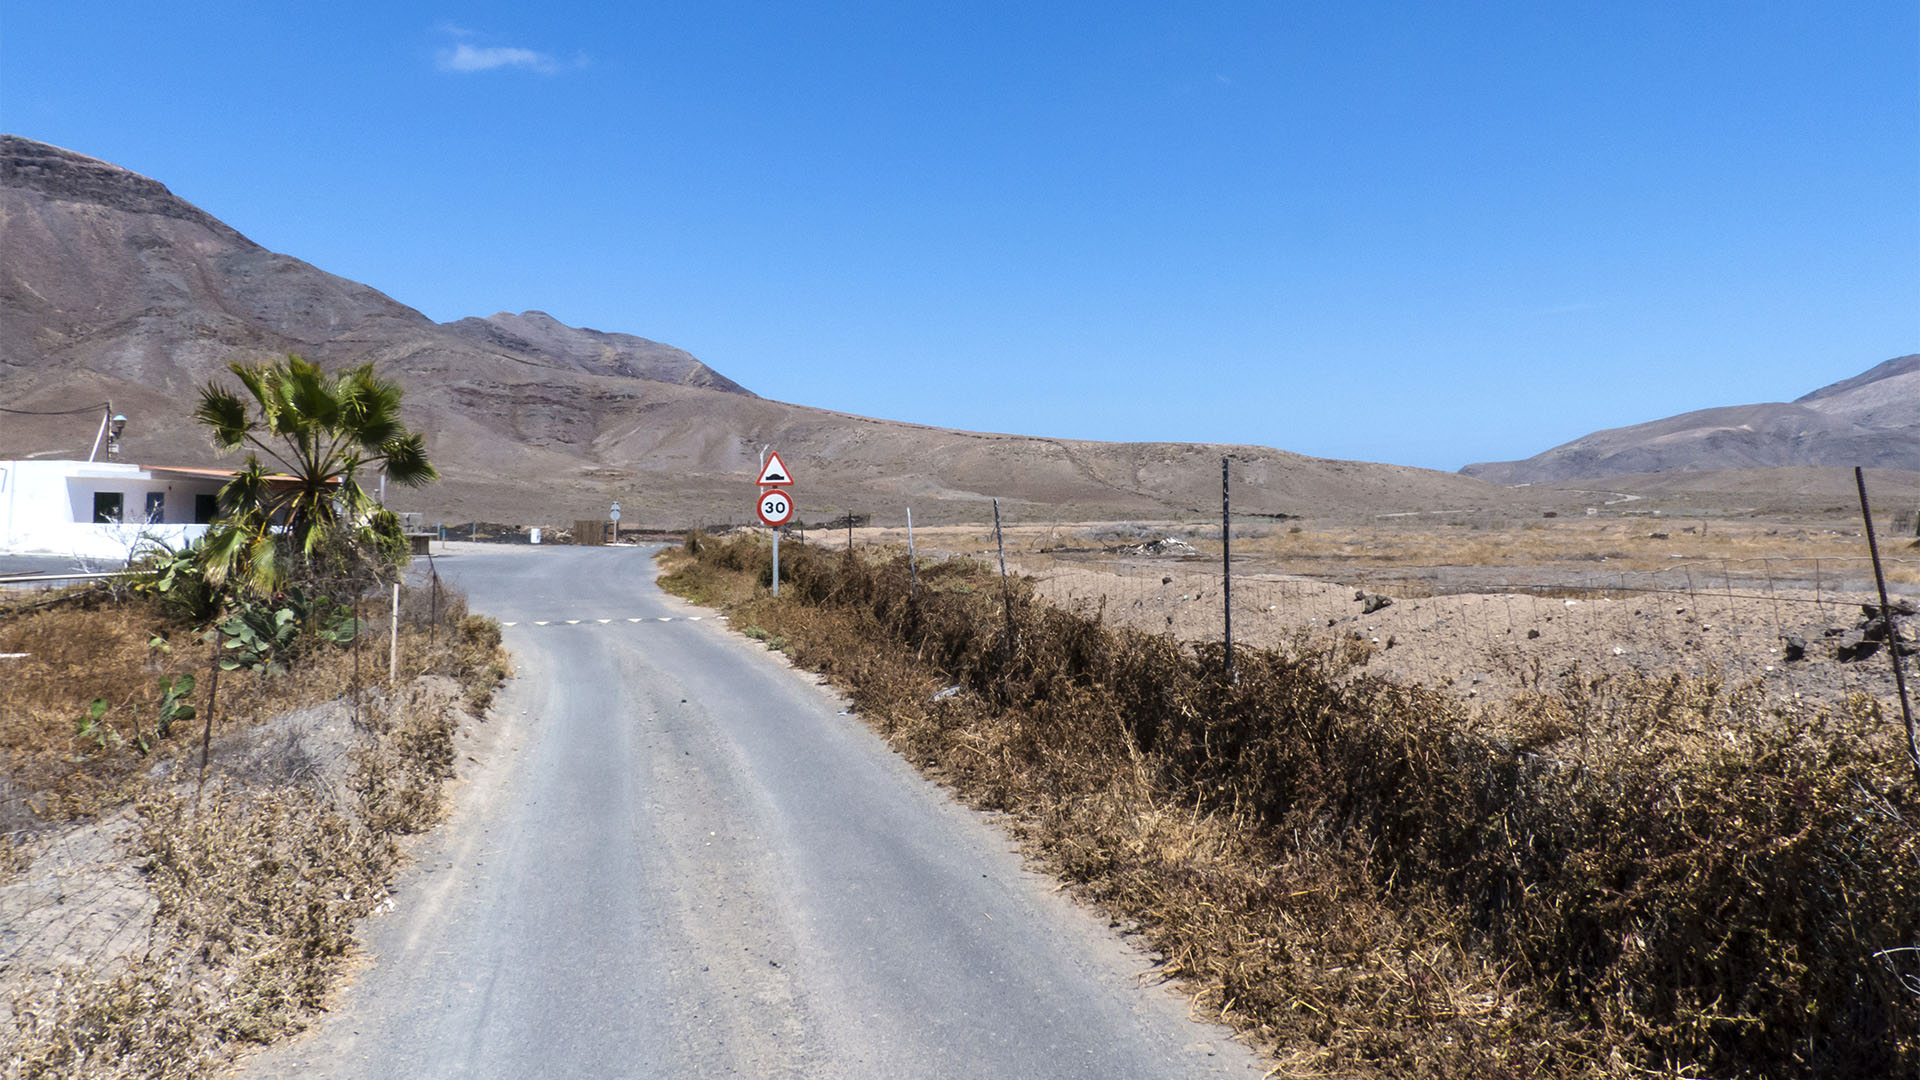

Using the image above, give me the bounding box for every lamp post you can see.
[87,406,125,462]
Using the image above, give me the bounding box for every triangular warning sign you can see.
[757,451,794,486]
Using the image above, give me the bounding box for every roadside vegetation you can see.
[661,531,1918,1079]
[1,357,506,1079]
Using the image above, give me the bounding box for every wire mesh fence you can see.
[814,512,1916,717]
[0,815,158,1030]
[0,559,464,1042]
[1016,551,1916,710]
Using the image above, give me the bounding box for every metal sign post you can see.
[757,485,794,597]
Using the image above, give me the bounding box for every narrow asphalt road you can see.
[238,543,1265,1079]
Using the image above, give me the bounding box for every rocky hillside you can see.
[1461,355,1919,484]
[440,310,752,396]
[2,134,1521,525]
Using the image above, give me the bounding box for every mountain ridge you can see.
[16,133,1899,525]
[441,310,753,396]
[1461,356,1918,484]
[2,133,1528,523]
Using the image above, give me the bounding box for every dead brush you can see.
[7,786,397,1078]
[351,682,461,835]
[666,532,1920,1079]
[2,573,507,1076]
[1,578,504,828]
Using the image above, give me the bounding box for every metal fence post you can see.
[1223,455,1233,680]
[1854,467,1918,785]
[994,499,1014,649]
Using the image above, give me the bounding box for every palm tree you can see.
[193,355,436,591]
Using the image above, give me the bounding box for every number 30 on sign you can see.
[757,489,793,527]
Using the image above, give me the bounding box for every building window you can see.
[93,492,124,524]
[195,494,219,524]
[145,492,166,523]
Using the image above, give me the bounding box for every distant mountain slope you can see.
[1,134,1516,524]
[1792,353,1919,429]
[1461,355,1919,484]
[442,311,752,395]
[0,135,437,387]
[0,135,753,397]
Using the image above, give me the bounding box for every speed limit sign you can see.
[757,489,794,527]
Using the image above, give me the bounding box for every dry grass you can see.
[849,517,1918,586]
[1,577,508,1078]
[661,534,1920,1079]
[1221,520,1883,570]
[0,584,504,830]
[7,786,398,1078]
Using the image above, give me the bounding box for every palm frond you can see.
[194,352,437,596]
[381,433,439,486]
[194,385,252,450]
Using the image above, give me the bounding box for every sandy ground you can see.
[827,518,1919,716]
[1025,559,1911,712]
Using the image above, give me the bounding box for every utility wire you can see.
[0,402,110,415]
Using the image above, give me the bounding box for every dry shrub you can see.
[352,682,461,835]
[8,786,395,1079]
[658,531,771,607]
[2,579,505,829]
[9,961,219,1080]
[2,576,509,1076]
[667,533,1920,1079]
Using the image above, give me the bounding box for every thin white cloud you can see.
[437,42,561,74]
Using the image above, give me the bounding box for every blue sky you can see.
[4,2,1915,470]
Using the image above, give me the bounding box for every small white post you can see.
[389,581,401,686]
[906,507,917,597]
[87,406,111,463]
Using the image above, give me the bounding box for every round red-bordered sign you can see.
[757,488,794,527]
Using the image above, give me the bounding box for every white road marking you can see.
[507,617,705,627]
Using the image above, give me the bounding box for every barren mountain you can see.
[1461,355,1919,484]
[2,134,1523,526]
[441,310,752,395]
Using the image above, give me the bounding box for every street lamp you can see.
[90,407,126,462]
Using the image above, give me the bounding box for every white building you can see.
[0,460,231,561]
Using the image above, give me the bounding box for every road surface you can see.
[238,543,1264,1079]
